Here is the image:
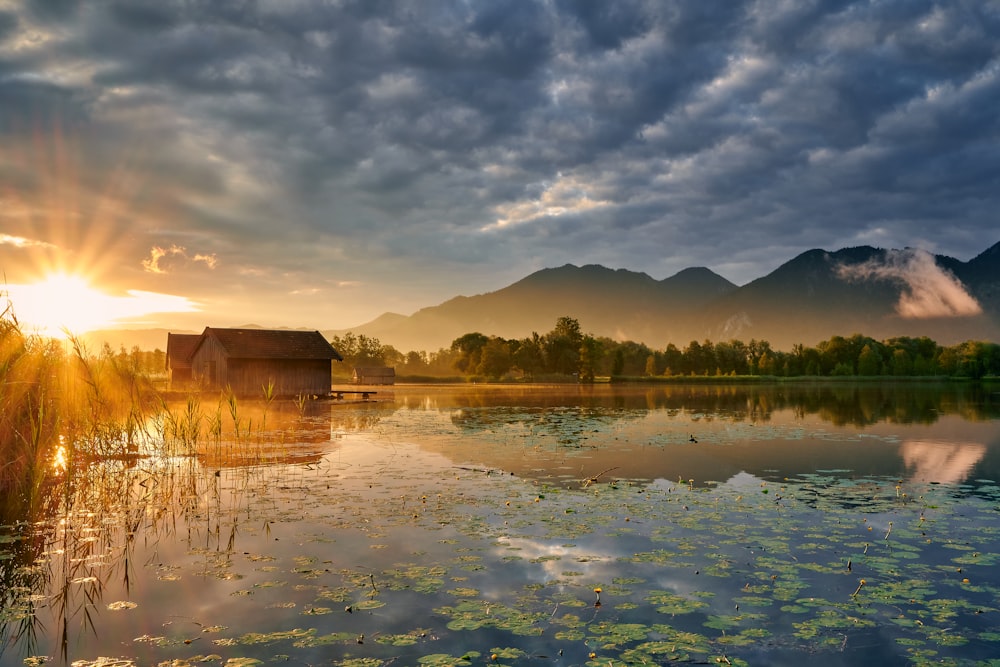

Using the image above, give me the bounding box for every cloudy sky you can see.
[1,0,998,336]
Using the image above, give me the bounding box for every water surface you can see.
[2,383,999,666]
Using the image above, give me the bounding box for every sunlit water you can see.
[2,383,999,666]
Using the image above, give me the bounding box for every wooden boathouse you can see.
[351,366,396,385]
[165,332,201,386]
[168,327,343,396]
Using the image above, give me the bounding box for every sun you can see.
[4,273,117,338]
[4,272,200,339]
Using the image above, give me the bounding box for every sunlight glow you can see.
[484,173,611,231]
[4,272,200,338]
[52,439,68,474]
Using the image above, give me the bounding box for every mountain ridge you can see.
[84,241,1000,353]
[328,241,1000,351]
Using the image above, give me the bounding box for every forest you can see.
[99,315,1000,383]
[329,316,1000,382]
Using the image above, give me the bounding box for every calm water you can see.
[2,383,999,666]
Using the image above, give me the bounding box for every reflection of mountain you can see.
[901,440,987,484]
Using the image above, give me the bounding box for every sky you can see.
[1,0,998,337]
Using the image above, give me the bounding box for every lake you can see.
[2,383,999,666]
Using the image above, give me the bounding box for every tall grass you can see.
[1,302,160,512]
[0,303,63,508]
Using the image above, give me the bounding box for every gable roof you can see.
[198,328,344,361]
[166,333,202,367]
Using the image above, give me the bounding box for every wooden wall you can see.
[190,336,227,387]
[227,359,332,397]
[190,338,332,396]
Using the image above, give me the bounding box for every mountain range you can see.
[325,241,1000,352]
[86,241,1000,354]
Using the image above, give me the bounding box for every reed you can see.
[1,304,63,503]
[1,301,160,508]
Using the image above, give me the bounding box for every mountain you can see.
[693,245,1000,348]
[331,241,1000,351]
[78,323,310,353]
[85,241,1000,354]
[326,264,738,351]
[80,328,197,353]
[953,242,1000,314]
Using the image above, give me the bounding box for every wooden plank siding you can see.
[180,327,343,397]
[224,359,333,397]
[352,366,396,385]
[165,332,201,386]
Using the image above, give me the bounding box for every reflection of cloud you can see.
[837,248,981,318]
[901,439,986,484]
[494,536,603,584]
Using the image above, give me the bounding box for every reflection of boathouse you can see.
[167,327,343,396]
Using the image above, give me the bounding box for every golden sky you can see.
[2,2,998,337]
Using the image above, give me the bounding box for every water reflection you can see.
[901,440,988,484]
[2,384,1000,666]
[383,384,1000,487]
[395,382,1000,425]
[0,398,389,663]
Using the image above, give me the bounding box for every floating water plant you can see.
[3,384,1000,666]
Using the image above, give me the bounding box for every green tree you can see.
[451,332,490,374]
[611,348,625,376]
[758,350,777,375]
[330,332,387,367]
[403,350,428,372]
[746,339,772,375]
[477,337,513,379]
[857,344,881,376]
[512,333,545,379]
[891,348,912,376]
[715,340,748,375]
[662,343,682,376]
[644,354,657,376]
[578,335,601,383]
[543,317,583,376]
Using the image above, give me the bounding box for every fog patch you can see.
[837,248,981,318]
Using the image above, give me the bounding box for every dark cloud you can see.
[0,10,18,41]
[1,0,998,330]
[25,0,80,22]
[0,79,95,143]
[107,1,178,32]
[557,0,653,51]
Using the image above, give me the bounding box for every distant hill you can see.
[691,246,1000,348]
[326,263,738,351]
[79,323,308,354]
[328,241,1000,351]
[80,328,194,353]
[86,240,1000,353]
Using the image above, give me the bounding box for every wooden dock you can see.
[330,389,377,400]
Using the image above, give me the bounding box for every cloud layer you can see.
[1,1,998,329]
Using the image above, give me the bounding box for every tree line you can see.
[332,316,1000,381]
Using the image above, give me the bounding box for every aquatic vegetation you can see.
[2,385,1000,665]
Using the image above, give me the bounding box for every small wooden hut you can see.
[165,333,202,386]
[173,327,343,396]
[352,366,396,385]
